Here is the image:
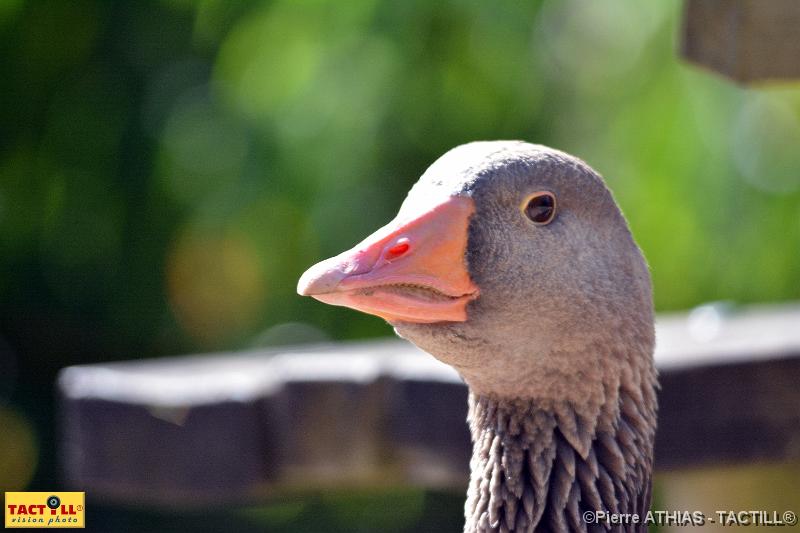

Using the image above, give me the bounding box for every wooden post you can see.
[682,0,800,83]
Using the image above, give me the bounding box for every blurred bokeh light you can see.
[0,406,38,490]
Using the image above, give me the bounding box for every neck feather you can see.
[464,378,657,533]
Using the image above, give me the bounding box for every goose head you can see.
[298,141,653,401]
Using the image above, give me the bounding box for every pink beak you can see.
[297,196,479,324]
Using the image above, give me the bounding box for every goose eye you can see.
[524,192,556,225]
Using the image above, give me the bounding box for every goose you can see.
[297,141,657,533]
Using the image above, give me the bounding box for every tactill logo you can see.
[4,492,85,528]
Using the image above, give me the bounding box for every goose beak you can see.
[297,196,479,324]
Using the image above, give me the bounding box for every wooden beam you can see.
[57,303,800,505]
[681,0,800,83]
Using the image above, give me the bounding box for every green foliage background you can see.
[0,0,798,529]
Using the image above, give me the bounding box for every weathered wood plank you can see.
[681,0,800,83]
[57,303,800,505]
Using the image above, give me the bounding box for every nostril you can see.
[386,241,410,261]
